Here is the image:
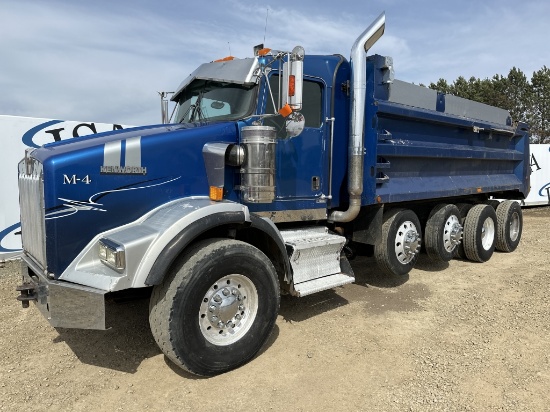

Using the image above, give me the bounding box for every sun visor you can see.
[171,58,260,102]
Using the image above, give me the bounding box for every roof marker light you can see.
[214,56,235,62]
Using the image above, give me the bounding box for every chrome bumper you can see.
[19,256,107,330]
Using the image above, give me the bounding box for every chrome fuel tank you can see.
[240,126,276,203]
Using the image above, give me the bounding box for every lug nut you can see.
[227,321,234,328]
[222,288,230,296]
[238,304,244,311]
[231,289,238,296]
[209,305,216,312]
[213,295,222,303]
[217,321,225,328]
[235,314,242,320]
[211,315,218,321]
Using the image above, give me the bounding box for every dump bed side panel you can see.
[363,55,530,206]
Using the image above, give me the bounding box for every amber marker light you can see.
[209,186,224,201]
[278,104,293,118]
[258,48,271,56]
[214,56,235,62]
[288,75,296,97]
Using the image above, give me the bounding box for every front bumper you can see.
[18,256,107,330]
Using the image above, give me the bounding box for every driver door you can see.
[264,74,327,201]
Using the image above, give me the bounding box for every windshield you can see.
[174,79,256,123]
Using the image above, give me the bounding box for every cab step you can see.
[280,227,354,297]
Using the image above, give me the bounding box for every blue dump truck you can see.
[16,13,529,376]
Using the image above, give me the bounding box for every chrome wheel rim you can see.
[199,274,258,346]
[395,220,421,264]
[443,214,463,252]
[481,217,495,250]
[509,211,520,242]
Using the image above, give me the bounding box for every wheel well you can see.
[162,223,289,292]
[235,226,288,290]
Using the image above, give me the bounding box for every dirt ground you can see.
[1,206,549,412]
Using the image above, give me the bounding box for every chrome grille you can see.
[18,156,47,268]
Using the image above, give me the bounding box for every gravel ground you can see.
[1,206,549,411]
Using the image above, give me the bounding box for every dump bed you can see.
[362,55,530,206]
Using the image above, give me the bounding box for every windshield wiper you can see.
[190,91,205,122]
[178,104,194,123]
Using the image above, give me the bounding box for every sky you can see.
[1,0,548,126]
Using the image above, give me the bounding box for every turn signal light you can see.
[209,186,224,201]
[288,75,296,97]
[278,104,292,118]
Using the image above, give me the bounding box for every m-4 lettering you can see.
[63,174,92,184]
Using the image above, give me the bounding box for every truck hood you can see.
[30,121,239,276]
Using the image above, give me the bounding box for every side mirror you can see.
[285,112,305,138]
[282,46,305,111]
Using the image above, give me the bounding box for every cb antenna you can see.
[263,7,269,44]
[228,42,231,56]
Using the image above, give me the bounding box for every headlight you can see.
[98,238,125,272]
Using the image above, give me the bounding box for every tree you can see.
[427,66,545,143]
[484,74,510,109]
[505,67,533,126]
[429,78,451,94]
[531,66,550,143]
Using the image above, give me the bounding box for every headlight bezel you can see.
[98,238,126,272]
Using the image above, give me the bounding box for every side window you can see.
[300,80,323,128]
[265,75,323,136]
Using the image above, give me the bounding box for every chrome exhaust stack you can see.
[329,12,385,223]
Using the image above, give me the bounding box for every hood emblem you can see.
[101,136,147,175]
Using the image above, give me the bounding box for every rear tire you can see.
[375,209,422,276]
[453,203,472,259]
[484,199,500,210]
[463,204,497,262]
[425,204,462,262]
[149,238,280,376]
[495,200,522,252]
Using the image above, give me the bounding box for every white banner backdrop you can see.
[527,144,550,206]
[0,115,132,260]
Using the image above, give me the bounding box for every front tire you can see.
[375,209,422,276]
[149,238,280,376]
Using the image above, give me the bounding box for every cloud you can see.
[0,1,200,125]
[0,0,548,126]
[386,2,550,84]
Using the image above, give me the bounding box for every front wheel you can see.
[375,209,422,276]
[149,238,280,376]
